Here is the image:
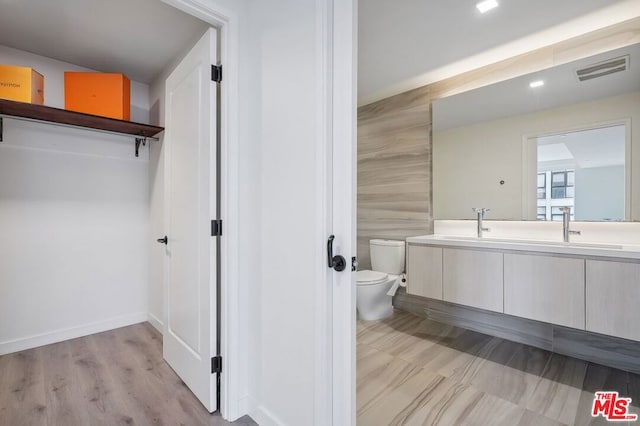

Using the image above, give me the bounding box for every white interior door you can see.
[163,27,218,412]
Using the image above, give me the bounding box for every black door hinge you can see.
[211,219,223,237]
[211,356,222,374]
[211,65,222,83]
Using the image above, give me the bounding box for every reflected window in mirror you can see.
[551,206,573,222]
[536,170,575,221]
[551,171,575,199]
[534,124,625,222]
[537,173,546,200]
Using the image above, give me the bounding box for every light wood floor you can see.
[0,323,256,426]
[5,312,638,426]
[357,309,640,426]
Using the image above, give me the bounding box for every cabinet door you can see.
[443,248,503,312]
[504,254,584,329]
[586,260,640,341]
[407,245,443,299]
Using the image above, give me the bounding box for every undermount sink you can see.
[430,235,623,250]
[559,241,623,249]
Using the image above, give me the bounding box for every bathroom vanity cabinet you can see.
[443,249,503,313]
[504,254,584,329]
[406,245,442,299]
[406,236,640,342]
[406,246,503,312]
[586,260,640,341]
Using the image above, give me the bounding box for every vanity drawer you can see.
[406,245,443,300]
[504,253,584,329]
[586,260,640,341]
[443,248,503,313]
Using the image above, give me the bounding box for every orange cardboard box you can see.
[0,65,44,105]
[64,72,130,120]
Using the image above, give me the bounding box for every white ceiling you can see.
[0,0,210,84]
[433,43,640,131]
[358,0,632,104]
[2,0,633,92]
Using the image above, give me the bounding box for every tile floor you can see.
[357,309,640,426]
[3,309,638,425]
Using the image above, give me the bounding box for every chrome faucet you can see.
[560,206,581,243]
[472,208,490,238]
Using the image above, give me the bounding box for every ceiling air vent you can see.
[576,55,629,82]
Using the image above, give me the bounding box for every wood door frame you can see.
[161,0,241,420]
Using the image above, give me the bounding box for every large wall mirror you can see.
[433,42,639,221]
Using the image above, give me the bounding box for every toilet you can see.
[356,239,405,321]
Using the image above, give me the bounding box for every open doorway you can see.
[354,4,640,425]
[0,0,250,423]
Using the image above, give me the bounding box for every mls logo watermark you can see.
[592,391,638,422]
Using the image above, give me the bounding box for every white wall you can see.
[0,123,150,354]
[0,44,150,123]
[434,91,640,220]
[0,48,151,355]
[243,0,332,424]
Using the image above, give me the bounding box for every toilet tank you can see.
[370,239,405,274]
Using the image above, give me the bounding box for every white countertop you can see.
[406,234,640,260]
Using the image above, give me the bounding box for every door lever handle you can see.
[327,235,346,272]
[157,236,168,245]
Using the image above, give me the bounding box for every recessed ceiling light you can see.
[476,0,499,13]
[529,80,545,88]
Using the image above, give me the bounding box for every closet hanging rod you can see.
[0,114,161,142]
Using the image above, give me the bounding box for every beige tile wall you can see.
[357,87,433,269]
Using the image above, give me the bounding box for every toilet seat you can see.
[357,270,389,286]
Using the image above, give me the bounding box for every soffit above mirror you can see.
[358,0,635,105]
[434,43,640,132]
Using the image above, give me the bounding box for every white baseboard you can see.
[247,396,285,426]
[230,394,251,422]
[0,312,148,356]
[147,312,164,334]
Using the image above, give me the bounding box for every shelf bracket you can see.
[135,137,146,157]
[0,117,3,142]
